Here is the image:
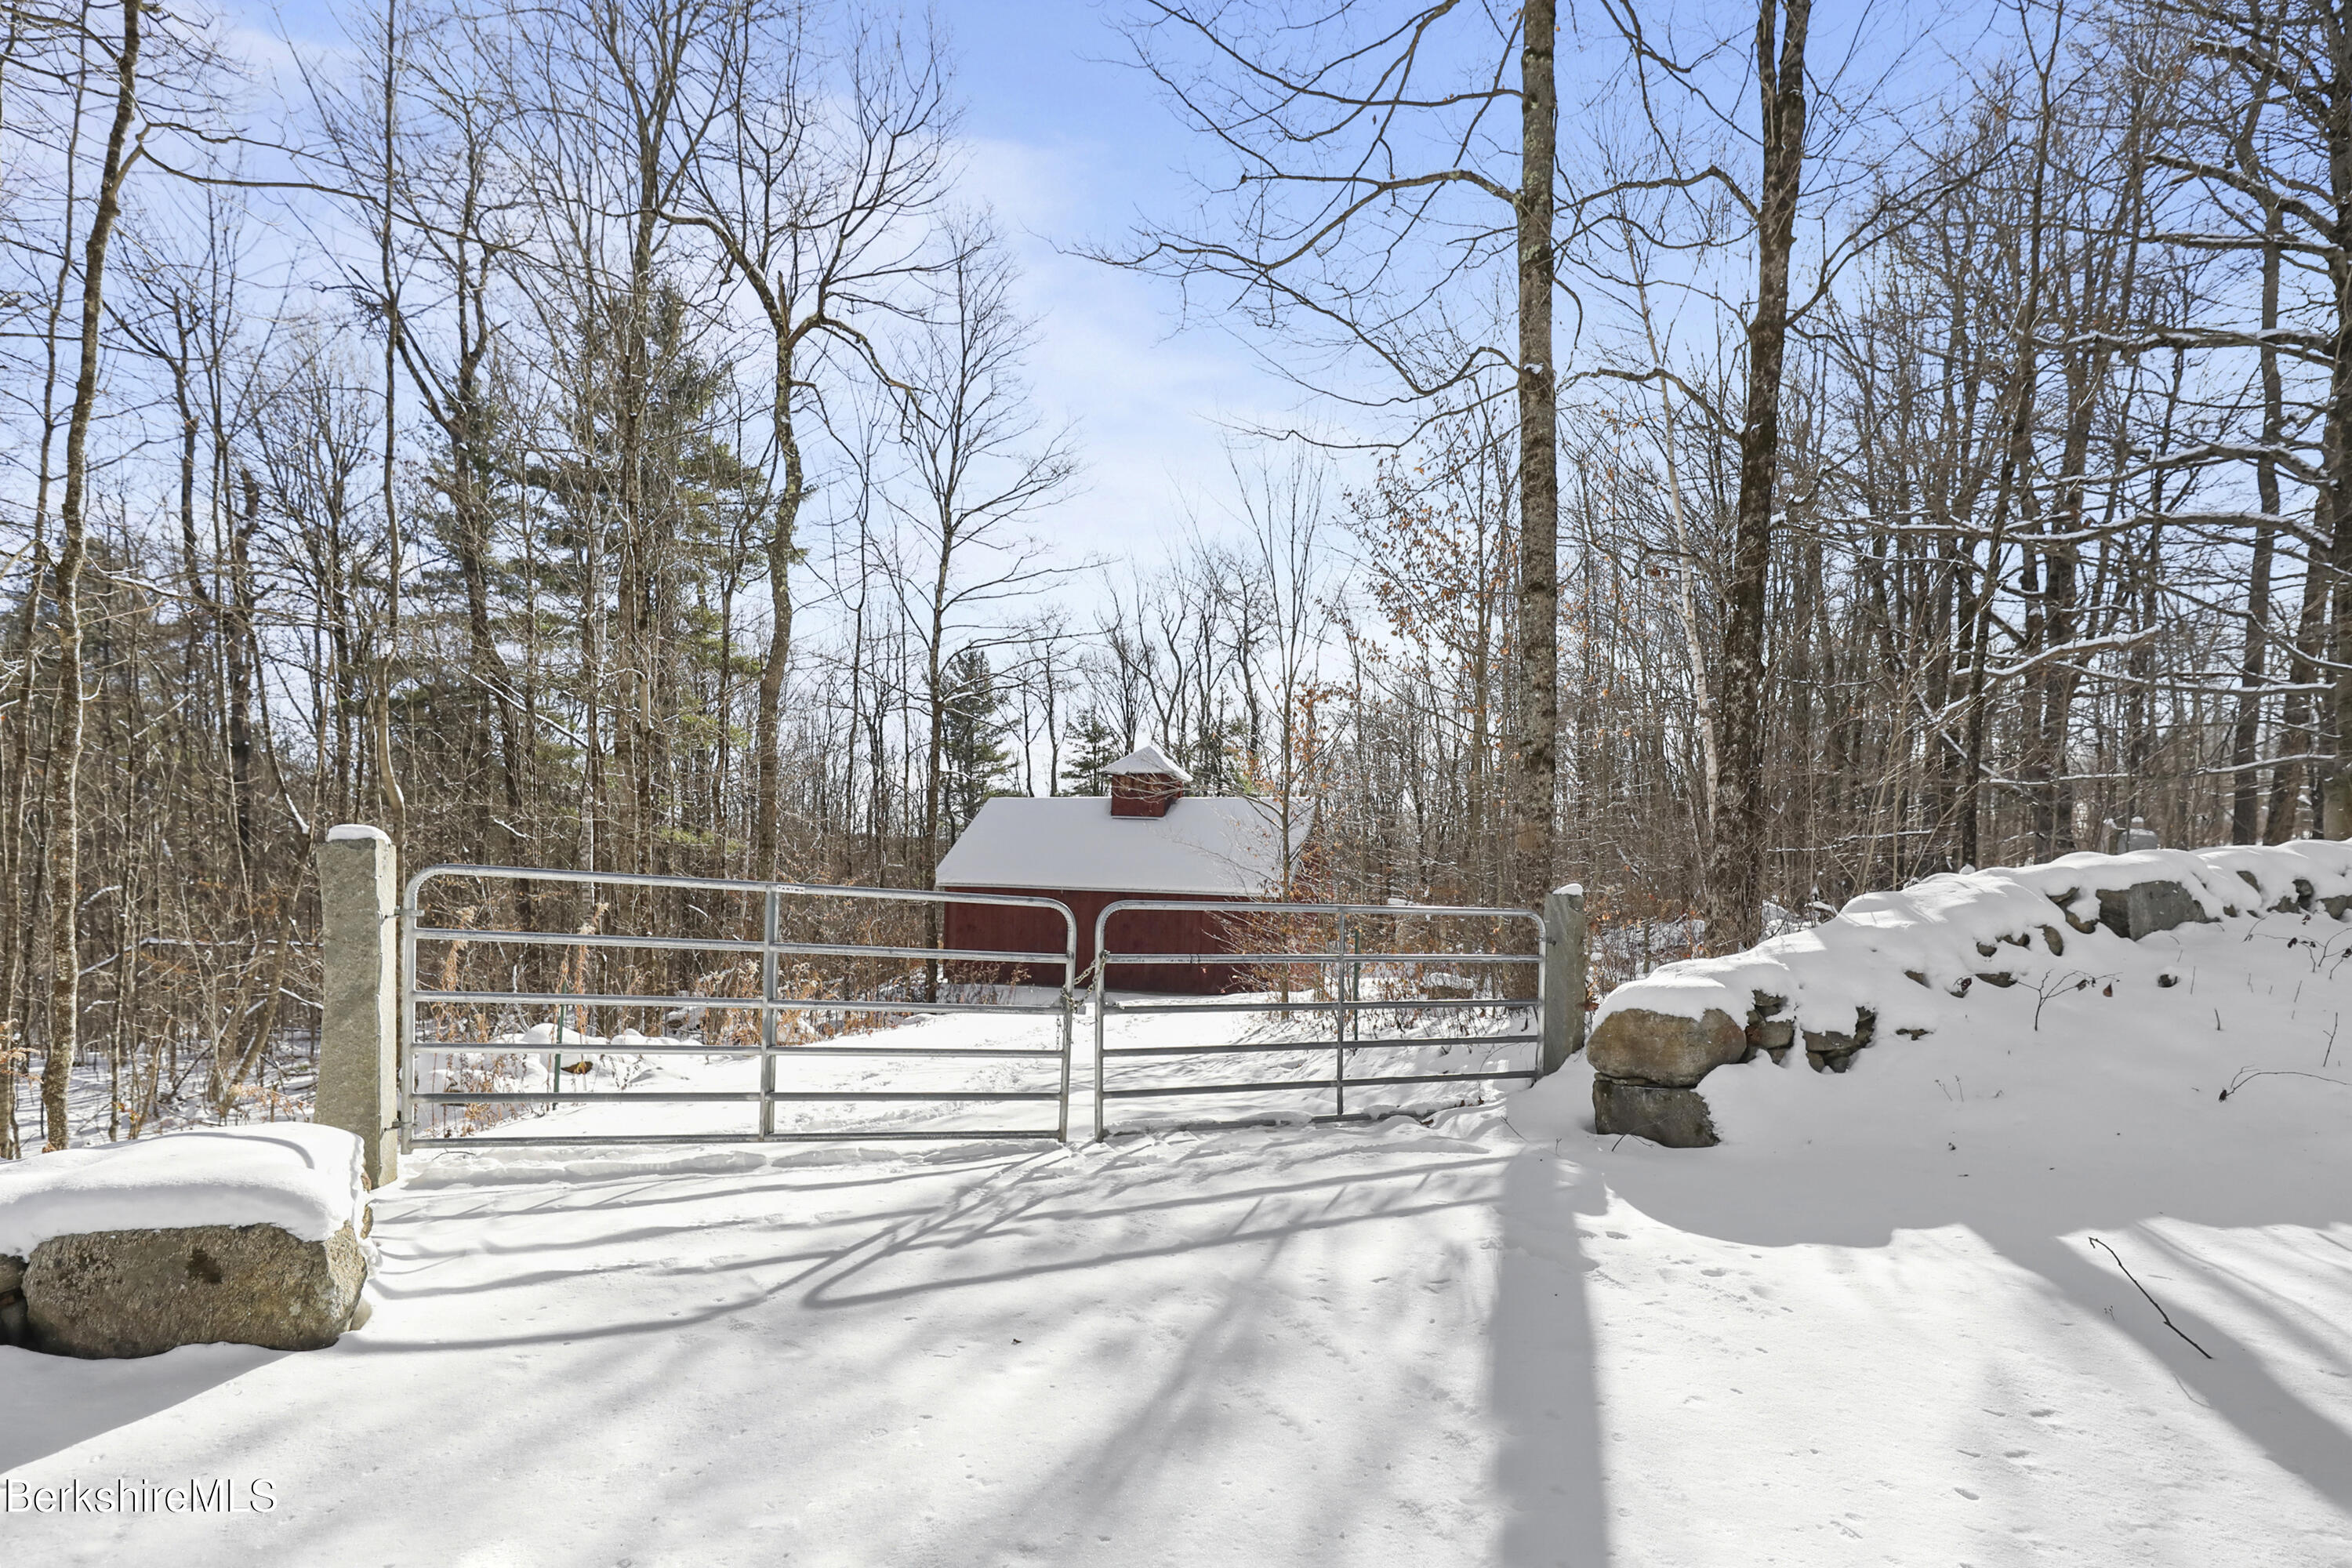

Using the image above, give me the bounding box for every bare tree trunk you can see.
[2232,212,2283,841]
[2314,20,2352,834]
[43,0,143,1149]
[376,0,408,846]
[754,342,800,882]
[922,549,949,1001]
[2266,541,2327,841]
[1510,0,1559,909]
[1706,0,1809,953]
[226,470,262,871]
[2325,355,2352,837]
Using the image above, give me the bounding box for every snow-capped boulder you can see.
[0,1123,372,1358]
[1586,1005,1750,1088]
[1591,1079,1717,1149]
[2089,877,2212,939]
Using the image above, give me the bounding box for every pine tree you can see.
[939,648,1013,831]
[1059,710,1124,797]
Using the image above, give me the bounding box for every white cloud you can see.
[954,132,1371,570]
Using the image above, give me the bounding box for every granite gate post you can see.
[318,824,399,1186]
[1541,884,1588,1076]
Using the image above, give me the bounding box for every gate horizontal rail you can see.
[1099,1071,1537,1101]
[1092,898,1545,1138]
[1102,950,1541,967]
[402,864,1076,1149]
[415,1039,1063,1059]
[409,1090,1066,1105]
[1075,995,1525,1018]
[1102,1033,1514,1058]
[410,989,1072,1017]
[413,924,1067,967]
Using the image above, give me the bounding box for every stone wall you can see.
[1588,842,2352,1147]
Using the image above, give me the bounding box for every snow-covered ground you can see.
[6,913,2351,1565]
[408,985,1539,1144]
[29,1029,322,1149]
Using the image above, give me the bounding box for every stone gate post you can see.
[318,824,399,1186]
[1540,884,1588,1076]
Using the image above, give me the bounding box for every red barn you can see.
[935,745,1308,993]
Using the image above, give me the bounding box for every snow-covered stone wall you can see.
[1584,842,2352,1145]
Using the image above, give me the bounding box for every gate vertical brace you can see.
[1055,909,1075,1143]
[1334,913,1349,1120]
[1091,907,1110,1142]
[759,887,779,1140]
[1091,942,1109,1143]
[397,855,416,1160]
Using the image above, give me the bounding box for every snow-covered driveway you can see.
[5,1121,1602,1566]
[9,1103,2352,1566]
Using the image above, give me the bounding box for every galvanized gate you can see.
[1091,898,1548,1138]
[397,863,1561,1149]
[399,864,1079,1149]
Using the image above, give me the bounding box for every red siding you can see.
[939,886,1251,993]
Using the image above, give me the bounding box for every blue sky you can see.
[226,0,1305,569]
[938,0,1307,560]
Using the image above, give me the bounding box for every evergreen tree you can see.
[1059,710,1124,797]
[939,648,1013,831]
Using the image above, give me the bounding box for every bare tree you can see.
[881,232,1080,922]
[1102,0,1563,908]
[667,5,956,878]
[36,0,146,1148]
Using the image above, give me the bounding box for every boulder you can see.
[1748,1016,1795,1062]
[1745,993,1795,1062]
[24,1221,365,1359]
[1802,1008,1875,1073]
[1588,1006,1751,1087]
[1,1251,24,1348]
[1804,1032,1860,1073]
[1593,1078,1718,1148]
[2093,879,2213,939]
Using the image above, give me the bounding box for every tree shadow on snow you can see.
[1576,1078,2352,1519]
[0,1341,284,1474]
[1492,1145,1612,1567]
[786,1131,1617,1566]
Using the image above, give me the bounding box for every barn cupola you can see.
[1106,742,1191,818]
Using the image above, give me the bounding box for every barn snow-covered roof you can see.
[934,795,1307,896]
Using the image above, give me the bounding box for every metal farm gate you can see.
[1091,898,1548,1138]
[399,865,1079,1149]
[397,863,1567,1149]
